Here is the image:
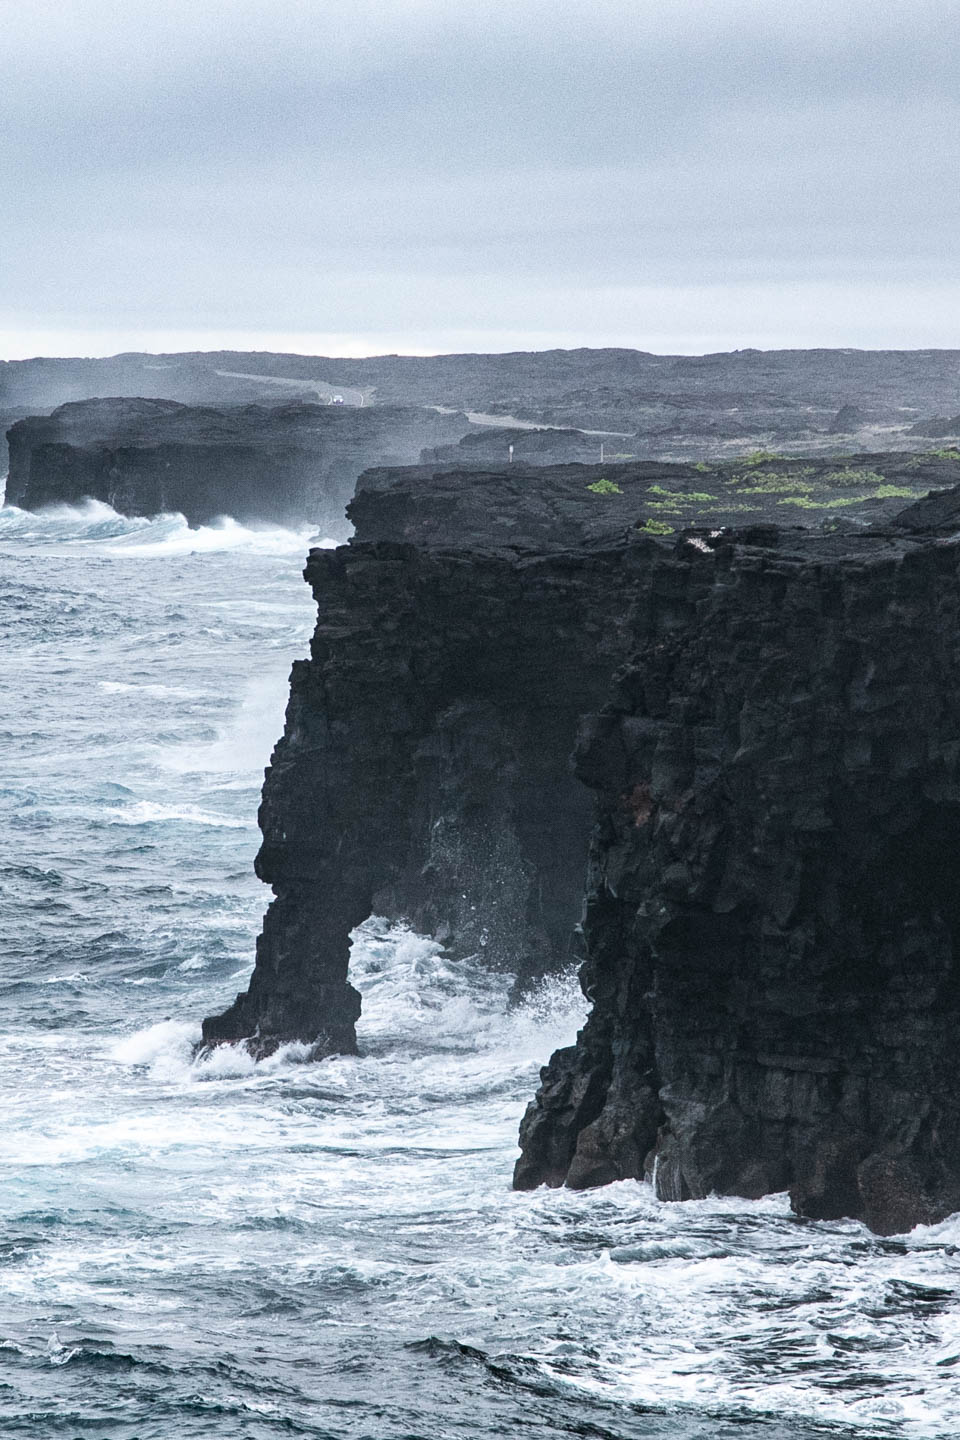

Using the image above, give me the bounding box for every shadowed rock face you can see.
[202,528,670,1053]
[203,451,960,1234]
[5,398,470,531]
[515,507,960,1235]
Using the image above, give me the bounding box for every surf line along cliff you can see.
[203,463,960,1236]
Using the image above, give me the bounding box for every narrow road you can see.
[214,370,370,407]
[433,405,633,437]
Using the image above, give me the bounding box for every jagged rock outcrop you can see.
[5,398,470,530]
[202,467,676,1053]
[203,450,960,1234]
[516,491,960,1234]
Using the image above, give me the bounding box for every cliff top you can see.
[6,397,469,453]
[348,453,960,552]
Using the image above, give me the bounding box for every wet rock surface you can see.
[6,398,470,530]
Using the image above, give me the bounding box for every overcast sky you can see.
[3,0,959,358]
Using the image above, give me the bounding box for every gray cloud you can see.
[3,0,960,354]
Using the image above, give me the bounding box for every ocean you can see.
[3,498,960,1440]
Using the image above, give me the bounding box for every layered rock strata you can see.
[6,398,469,530]
[516,492,960,1234]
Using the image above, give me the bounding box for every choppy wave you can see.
[99,799,253,828]
[6,494,960,1439]
[0,499,335,556]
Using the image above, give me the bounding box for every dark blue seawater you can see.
[2,498,960,1440]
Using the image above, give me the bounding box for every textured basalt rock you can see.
[515,503,960,1234]
[6,398,470,530]
[202,449,960,1234]
[202,469,677,1054]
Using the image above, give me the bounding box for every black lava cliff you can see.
[205,459,960,1235]
[516,490,960,1236]
[202,464,681,1054]
[6,398,469,530]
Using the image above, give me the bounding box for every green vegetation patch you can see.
[778,494,871,510]
[821,468,886,487]
[649,484,717,502]
[874,484,917,499]
[733,470,816,495]
[928,447,960,461]
[738,449,786,467]
[587,477,623,495]
[637,518,675,535]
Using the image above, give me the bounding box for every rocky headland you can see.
[203,455,960,1235]
[6,345,960,475]
[5,398,470,530]
[515,490,960,1237]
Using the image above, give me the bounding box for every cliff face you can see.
[516,500,960,1235]
[203,451,960,1234]
[6,398,470,529]
[201,492,674,1053]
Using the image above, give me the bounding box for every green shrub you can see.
[649,484,717,502]
[587,477,623,495]
[778,494,869,509]
[734,471,815,494]
[637,518,675,534]
[739,449,785,466]
[822,468,886,487]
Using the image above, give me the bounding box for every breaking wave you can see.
[0,499,334,555]
[6,490,960,1439]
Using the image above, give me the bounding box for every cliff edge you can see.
[6,398,470,530]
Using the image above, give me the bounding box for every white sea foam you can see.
[161,670,296,777]
[100,800,251,828]
[0,499,337,557]
[103,513,323,558]
[351,918,586,1062]
[110,1018,201,1071]
[98,680,203,698]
